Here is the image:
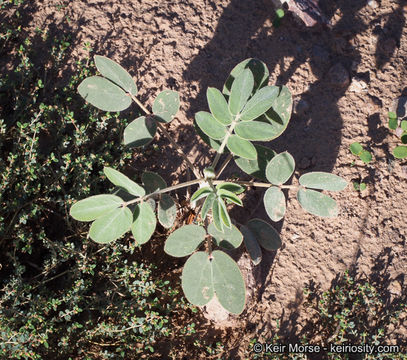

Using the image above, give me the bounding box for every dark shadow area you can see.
[374,0,405,69]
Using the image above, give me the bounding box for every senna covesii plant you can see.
[70,56,347,314]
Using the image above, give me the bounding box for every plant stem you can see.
[129,93,201,179]
[123,178,205,206]
[212,180,298,190]
[211,120,237,169]
[215,153,233,179]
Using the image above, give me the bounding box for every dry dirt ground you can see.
[9,0,407,358]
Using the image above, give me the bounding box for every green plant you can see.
[70,56,347,314]
[388,111,407,159]
[350,142,373,164]
[247,272,406,360]
[1,15,194,357]
[349,142,371,192]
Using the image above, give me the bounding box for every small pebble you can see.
[328,63,350,88]
[367,0,378,8]
[293,98,310,115]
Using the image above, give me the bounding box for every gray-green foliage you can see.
[388,111,407,159]
[71,56,347,314]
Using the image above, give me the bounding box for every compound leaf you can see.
[152,90,180,123]
[164,224,206,257]
[247,218,281,251]
[297,188,338,217]
[158,194,177,229]
[182,251,214,306]
[234,144,276,181]
[195,111,227,140]
[89,206,132,244]
[265,151,295,185]
[229,69,254,115]
[78,76,132,112]
[131,202,156,245]
[208,223,243,250]
[241,225,262,265]
[263,187,286,222]
[227,135,257,160]
[299,172,347,192]
[240,86,279,121]
[211,250,246,315]
[104,167,145,197]
[123,116,157,148]
[207,87,233,125]
[70,194,123,222]
[94,55,138,95]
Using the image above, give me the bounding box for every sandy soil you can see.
[7,0,407,357]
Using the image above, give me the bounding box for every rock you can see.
[293,98,310,115]
[390,96,407,118]
[367,0,378,9]
[348,77,368,93]
[328,63,350,88]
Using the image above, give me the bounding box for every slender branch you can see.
[215,153,233,179]
[212,180,299,190]
[212,120,238,169]
[123,178,205,206]
[129,93,201,179]
[123,179,298,208]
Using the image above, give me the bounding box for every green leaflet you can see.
[89,206,133,244]
[123,116,157,148]
[164,224,206,257]
[234,121,277,141]
[195,111,227,140]
[191,186,213,202]
[239,86,278,121]
[94,55,138,95]
[153,90,180,123]
[263,187,286,222]
[207,87,233,125]
[131,202,157,245]
[104,167,145,196]
[70,194,123,222]
[229,69,254,115]
[297,188,338,217]
[78,76,132,112]
[247,218,281,251]
[299,172,347,192]
[208,223,243,250]
[158,194,177,229]
[227,135,257,160]
[265,151,295,185]
[234,144,276,181]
